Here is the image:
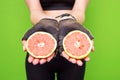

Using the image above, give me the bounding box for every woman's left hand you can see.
[61,41,94,66]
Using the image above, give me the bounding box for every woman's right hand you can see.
[27,53,55,65]
[22,40,55,65]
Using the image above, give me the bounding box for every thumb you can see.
[91,40,95,52]
[22,40,27,52]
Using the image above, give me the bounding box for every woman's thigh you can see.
[25,54,55,80]
[57,56,86,80]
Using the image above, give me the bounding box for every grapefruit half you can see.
[63,30,92,59]
[26,32,57,58]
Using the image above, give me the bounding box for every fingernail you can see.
[33,59,39,65]
[40,59,46,64]
[28,57,33,63]
[77,60,83,66]
[61,52,69,59]
[69,58,76,64]
[85,57,90,62]
[47,54,54,62]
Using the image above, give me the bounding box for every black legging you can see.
[23,17,93,80]
[26,53,86,80]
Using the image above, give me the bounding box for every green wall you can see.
[0,0,120,80]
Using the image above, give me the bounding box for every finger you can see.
[47,53,55,62]
[84,56,90,62]
[32,58,40,65]
[23,46,27,52]
[91,40,95,52]
[69,58,77,64]
[22,40,26,45]
[76,60,83,66]
[22,40,27,52]
[40,58,47,64]
[28,55,34,63]
[91,45,95,52]
[61,51,69,60]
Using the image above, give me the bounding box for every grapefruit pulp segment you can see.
[63,30,92,59]
[26,32,57,58]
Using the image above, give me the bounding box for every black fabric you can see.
[26,54,86,80]
[23,17,93,80]
[40,0,75,10]
[22,18,59,41]
[58,19,94,53]
[55,13,76,20]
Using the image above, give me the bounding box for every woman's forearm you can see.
[25,0,43,13]
[71,0,89,23]
[72,0,89,13]
[25,0,50,24]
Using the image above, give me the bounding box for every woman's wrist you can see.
[55,13,76,22]
[70,12,85,24]
[30,11,56,25]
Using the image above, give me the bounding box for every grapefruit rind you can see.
[26,32,57,58]
[63,30,92,59]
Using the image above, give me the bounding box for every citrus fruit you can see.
[26,32,57,58]
[63,30,92,59]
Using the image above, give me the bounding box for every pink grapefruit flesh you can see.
[26,32,57,58]
[63,30,92,59]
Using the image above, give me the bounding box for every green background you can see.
[0,0,120,80]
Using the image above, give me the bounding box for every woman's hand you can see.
[27,53,54,65]
[22,40,54,65]
[22,40,27,51]
[61,40,94,66]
